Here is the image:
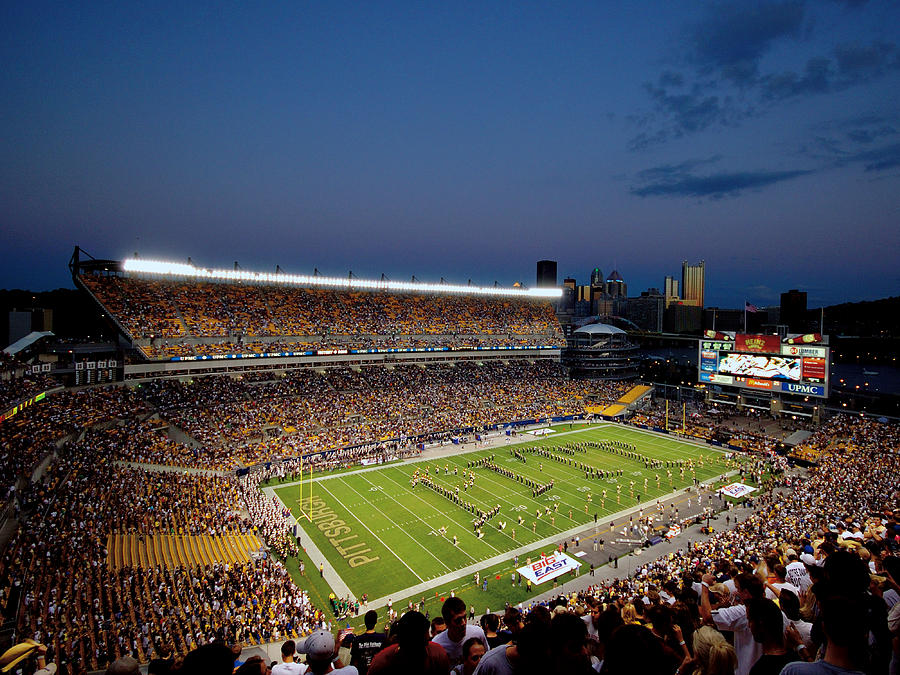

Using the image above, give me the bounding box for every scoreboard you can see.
[698,332,829,398]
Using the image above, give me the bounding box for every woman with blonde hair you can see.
[620,603,639,624]
[684,625,737,675]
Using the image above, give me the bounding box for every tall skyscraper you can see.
[664,275,679,308]
[681,260,705,308]
[536,260,557,288]
[590,267,604,288]
[605,269,627,298]
[780,289,808,333]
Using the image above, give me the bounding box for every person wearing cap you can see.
[273,639,308,675]
[300,630,357,674]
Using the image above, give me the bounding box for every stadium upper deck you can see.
[75,256,565,361]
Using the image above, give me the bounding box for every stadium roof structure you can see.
[3,331,53,356]
[121,258,562,299]
[573,323,626,336]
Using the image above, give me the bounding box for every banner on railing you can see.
[517,552,582,585]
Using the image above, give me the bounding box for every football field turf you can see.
[272,423,737,604]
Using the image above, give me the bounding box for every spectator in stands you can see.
[106,655,141,675]
[601,624,671,675]
[474,605,552,674]
[781,594,870,675]
[453,637,486,675]
[689,626,737,675]
[433,597,488,669]
[350,611,386,675]
[699,572,767,675]
[273,639,307,675]
[368,611,449,674]
[237,655,270,675]
[299,630,356,675]
[745,598,798,675]
[180,642,236,675]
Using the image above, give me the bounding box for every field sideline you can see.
[271,423,739,605]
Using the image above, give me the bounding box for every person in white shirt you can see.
[764,564,801,601]
[700,571,774,675]
[433,597,488,669]
[273,639,308,675]
[784,551,811,594]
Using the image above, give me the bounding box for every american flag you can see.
[745,301,759,313]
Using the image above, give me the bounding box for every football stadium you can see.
[0,252,897,675]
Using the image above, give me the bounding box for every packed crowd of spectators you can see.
[133,363,630,468]
[81,274,566,359]
[2,358,898,674]
[0,352,56,411]
[0,387,149,499]
[0,436,326,673]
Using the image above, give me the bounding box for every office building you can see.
[664,275,679,308]
[681,260,705,308]
[536,260,557,288]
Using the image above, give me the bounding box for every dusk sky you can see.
[2,1,899,308]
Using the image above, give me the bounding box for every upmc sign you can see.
[780,382,825,397]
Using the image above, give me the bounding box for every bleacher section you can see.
[108,533,262,569]
[617,384,652,404]
[597,384,654,417]
[79,274,565,360]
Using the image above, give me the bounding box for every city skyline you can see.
[2,1,899,308]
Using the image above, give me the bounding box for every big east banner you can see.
[718,483,757,499]
[517,552,582,585]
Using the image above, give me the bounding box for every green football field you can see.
[272,423,736,605]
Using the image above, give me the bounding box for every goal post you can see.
[296,456,314,522]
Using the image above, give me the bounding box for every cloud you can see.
[846,125,897,144]
[798,116,900,165]
[631,156,811,198]
[628,0,900,149]
[834,41,900,79]
[688,1,806,86]
[760,57,833,100]
[836,142,900,171]
[628,74,745,149]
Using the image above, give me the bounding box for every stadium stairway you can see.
[107,533,262,569]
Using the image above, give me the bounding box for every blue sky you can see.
[2,1,899,308]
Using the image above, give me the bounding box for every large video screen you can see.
[717,353,801,382]
[697,333,829,398]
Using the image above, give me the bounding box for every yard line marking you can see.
[370,470,486,561]
[316,480,425,583]
[334,475,453,574]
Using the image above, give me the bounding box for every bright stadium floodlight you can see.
[121,258,563,298]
